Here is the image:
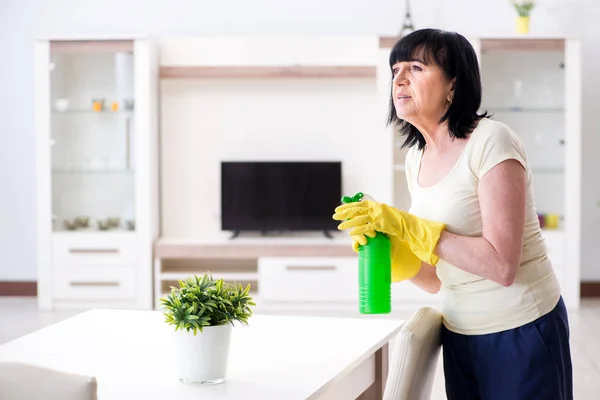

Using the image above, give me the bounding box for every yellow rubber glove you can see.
[352,232,423,282]
[333,200,445,266]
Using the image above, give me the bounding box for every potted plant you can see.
[160,273,255,385]
[512,1,536,34]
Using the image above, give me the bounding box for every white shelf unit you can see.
[35,37,160,310]
[153,238,441,317]
[473,36,582,310]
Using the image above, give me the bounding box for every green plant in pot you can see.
[160,273,255,384]
[512,1,535,34]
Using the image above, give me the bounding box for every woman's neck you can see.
[415,120,454,153]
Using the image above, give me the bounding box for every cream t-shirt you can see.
[405,118,561,335]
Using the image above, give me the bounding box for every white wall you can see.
[158,37,388,239]
[2,0,600,279]
[160,77,383,239]
[0,2,37,280]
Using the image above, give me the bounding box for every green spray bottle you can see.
[341,192,392,314]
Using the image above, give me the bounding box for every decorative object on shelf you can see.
[111,101,119,111]
[106,217,120,228]
[92,98,105,112]
[536,212,561,230]
[398,0,416,38]
[126,219,135,231]
[63,217,90,230]
[160,273,255,385]
[63,220,77,231]
[74,216,90,228]
[512,1,535,34]
[123,98,134,111]
[544,213,560,229]
[54,98,69,112]
[537,213,545,229]
[97,220,110,231]
[92,217,122,230]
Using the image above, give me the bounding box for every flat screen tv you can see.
[221,161,342,238]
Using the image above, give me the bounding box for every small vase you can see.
[516,16,530,34]
[172,324,233,384]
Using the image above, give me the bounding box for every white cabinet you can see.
[52,265,136,301]
[471,37,581,310]
[35,37,160,310]
[52,232,138,267]
[257,256,440,316]
[258,257,358,303]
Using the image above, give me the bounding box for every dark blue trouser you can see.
[442,296,573,400]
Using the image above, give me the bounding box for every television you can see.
[220,161,342,238]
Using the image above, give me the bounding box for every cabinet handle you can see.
[286,265,337,271]
[69,281,120,287]
[69,248,120,254]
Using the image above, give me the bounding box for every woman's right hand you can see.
[334,200,445,266]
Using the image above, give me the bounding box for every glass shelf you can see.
[52,168,135,174]
[52,109,133,115]
[54,227,136,233]
[531,167,564,174]
[483,107,564,113]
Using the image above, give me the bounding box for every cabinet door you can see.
[478,39,567,218]
[48,40,137,234]
[470,37,581,310]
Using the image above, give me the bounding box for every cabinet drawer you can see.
[53,232,137,267]
[258,257,358,302]
[52,266,136,300]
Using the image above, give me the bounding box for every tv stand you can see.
[229,230,275,239]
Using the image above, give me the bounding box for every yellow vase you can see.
[516,16,530,34]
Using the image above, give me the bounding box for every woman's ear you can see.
[447,78,456,103]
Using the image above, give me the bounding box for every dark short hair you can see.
[387,28,488,150]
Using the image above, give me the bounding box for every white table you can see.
[0,309,403,399]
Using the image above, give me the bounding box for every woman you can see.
[333,28,573,399]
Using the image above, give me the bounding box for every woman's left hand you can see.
[333,200,446,266]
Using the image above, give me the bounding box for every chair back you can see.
[383,307,443,400]
[0,361,97,400]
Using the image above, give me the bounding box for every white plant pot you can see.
[172,323,233,384]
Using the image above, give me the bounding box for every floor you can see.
[1,297,599,399]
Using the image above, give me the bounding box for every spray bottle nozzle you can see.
[341,192,365,204]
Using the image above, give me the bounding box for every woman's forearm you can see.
[409,262,441,294]
[434,230,521,287]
